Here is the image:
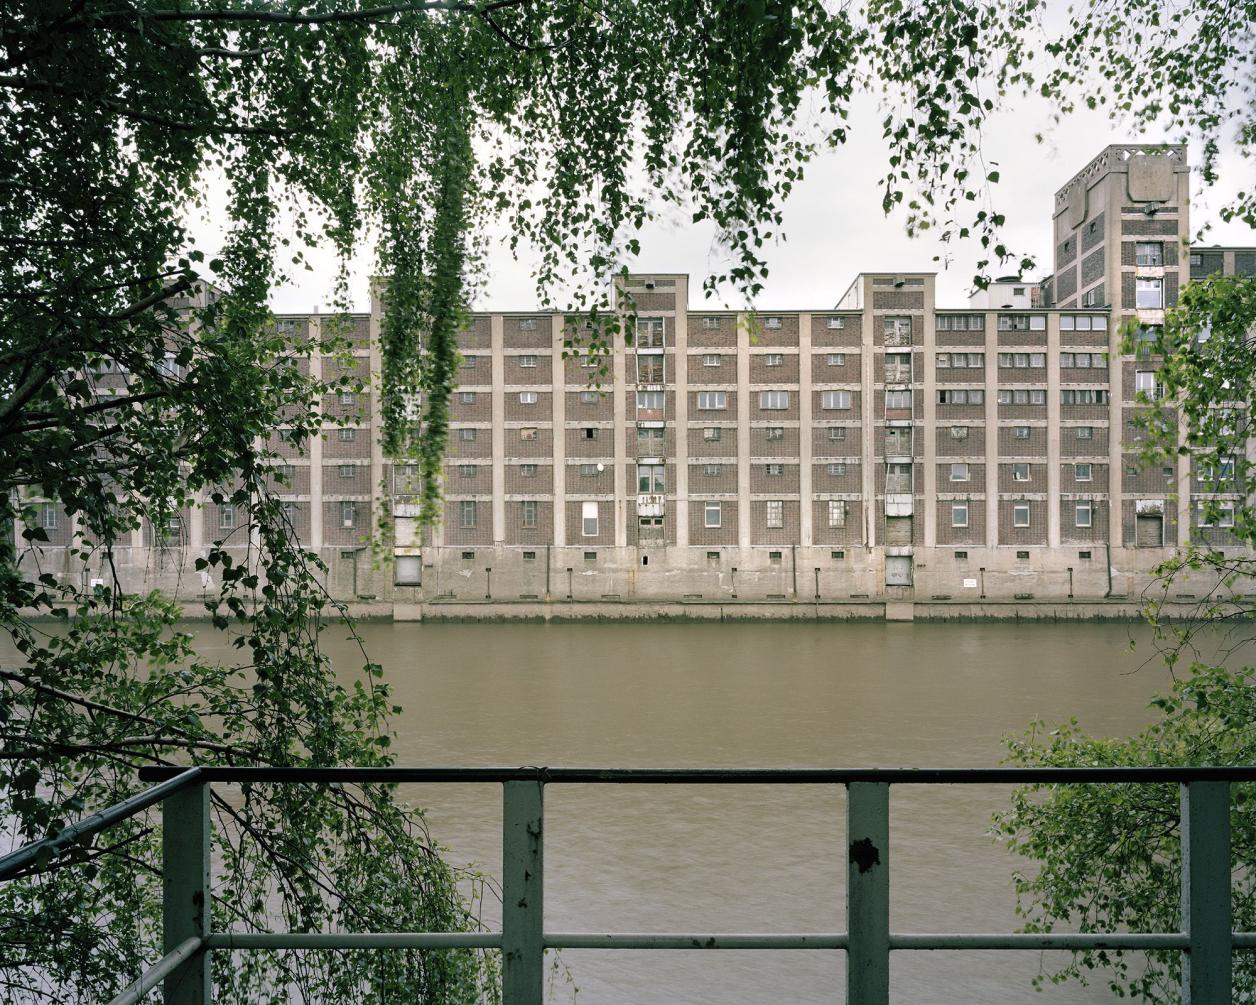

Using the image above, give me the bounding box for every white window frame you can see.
[341,501,358,528]
[1013,502,1031,528]
[1075,462,1093,482]
[521,500,538,528]
[520,427,538,440]
[703,426,721,441]
[765,426,785,441]
[697,391,727,410]
[1136,277,1164,309]
[950,463,970,482]
[827,499,847,528]
[822,390,852,410]
[951,501,969,528]
[827,353,847,366]
[759,390,790,410]
[519,391,539,404]
[704,501,722,528]
[765,500,784,529]
[702,353,722,367]
[519,354,538,367]
[458,500,475,529]
[764,353,785,367]
[1013,463,1031,482]
[1075,502,1093,528]
[581,500,599,537]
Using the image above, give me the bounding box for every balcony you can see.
[10,764,1251,1005]
[637,493,666,517]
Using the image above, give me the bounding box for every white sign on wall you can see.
[963,578,978,589]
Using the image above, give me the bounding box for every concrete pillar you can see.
[491,314,505,543]
[551,314,566,547]
[861,286,876,549]
[922,284,937,547]
[1047,314,1061,547]
[736,312,752,549]
[308,315,324,549]
[613,314,628,548]
[984,311,999,549]
[798,312,813,546]
[673,278,689,546]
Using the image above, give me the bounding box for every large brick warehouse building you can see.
[22,144,1256,617]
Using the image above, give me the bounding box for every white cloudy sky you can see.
[246,55,1254,317]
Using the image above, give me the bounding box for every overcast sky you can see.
[253,76,1254,317]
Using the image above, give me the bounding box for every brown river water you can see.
[199,619,1170,1005]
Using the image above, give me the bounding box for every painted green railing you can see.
[3,765,1254,1004]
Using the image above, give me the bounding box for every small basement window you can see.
[522,551,537,561]
[1016,550,1030,560]
[1079,550,1092,560]
[831,550,845,560]
[954,551,968,560]
[461,551,475,561]
[584,551,597,562]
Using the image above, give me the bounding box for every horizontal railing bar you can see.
[104,937,204,1005]
[545,933,848,950]
[890,933,1190,950]
[1234,933,1256,948]
[139,765,1256,785]
[206,932,502,950]
[0,767,203,883]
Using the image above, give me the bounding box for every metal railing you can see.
[3,765,1255,1004]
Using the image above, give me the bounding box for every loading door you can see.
[885,556,913,586]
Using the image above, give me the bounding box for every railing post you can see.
[1181,780,1231,1004]
[847,781,889,1005]
[503,779,544,1004]
[163,781,210,1005]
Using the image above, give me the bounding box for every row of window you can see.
[945,462,1096,482]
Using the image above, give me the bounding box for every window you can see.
[462,356,478,368]
[579,390,599,403]
[702,316,721,330]
[1075,462,1093,482]
[579,463,599,477]
[637,464,665,492]
[1061,388,1108,405]
[764,316,782,329]
[523,550,537,561]
[637,426,663,446]
[950,463,970,482]
[765,500,784,528]
[1077,426,1093,439]
[950,425,968,440]
[885,390,912,409]
[1079,550,1092,559]
[951,501,969,528]
[703,463,722,477]
[1012,463,1031,481]
[338,463,357,479]
[458,500,475,528]
[636,390,664,411]
[826,353,847,366]
[763,462,783,477]
[997,314,1046,331]
[702,353,722,367]
[1012,502,1030,527]
[40,503,57,530]
[827,462,847,476]
[519,391,538,404]
[219,504,236,530]
[521,500,538,528]
[954,550,968,560]
[759,390,790,410]
[637,356,665,383]
[1135,242,1164,267]
[937,389,983,405]
[822,390,851,410]
[828,426,847,440]
[581,427,597,439]
[998,388,1048,405]
[1135,371,1164,400]
[1136,277,1164,309]
[581,500,599,537]
[704,501,722,528]
[936,314,983,331]
[461,551,475,561]
[938,352,984,368]
[338,427,357,442]
[1013,426,1030,440]
[697,391,727,410]
[636,317,665,347]
[520,427,538,440]
[520,463,538,477]
[765,426,784,441]
[459,391,476,404]
[828,500,847,528]
[519,354,537,367]
[769,551,783,564]
[342,501,359,528]
[764,353,784,367]
[884,317,912,342]
[1030,353,1045,368]
[827,317,845,329]
[280,502,296,524]
[703,426,721,441]
[1075,502,1093,528]
[519,318,537,331]
[579,354,598,368]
